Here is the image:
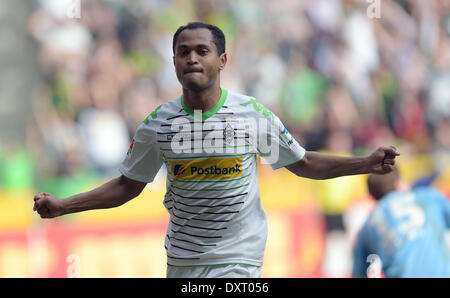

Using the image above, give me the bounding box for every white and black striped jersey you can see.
[119,89,306,267]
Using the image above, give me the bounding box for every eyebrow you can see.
[176,44,211,50]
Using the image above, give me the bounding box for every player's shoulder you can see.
[154,97,183,120]
[141,97,183,125]
[227,90,264,110]
[413,186,448,203]
[225,90,255,105]
[226,90,275,120]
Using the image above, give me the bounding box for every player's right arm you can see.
[32,175,146,218]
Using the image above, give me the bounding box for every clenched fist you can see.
[367,146,400,174]
[33,192,64,219]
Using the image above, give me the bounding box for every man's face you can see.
[173,28,226,91]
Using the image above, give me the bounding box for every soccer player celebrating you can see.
[33,22,399,278]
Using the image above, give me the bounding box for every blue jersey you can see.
[352,187,450,277]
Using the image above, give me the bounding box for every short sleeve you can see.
[257,112,306,170]
[118,122,163,183]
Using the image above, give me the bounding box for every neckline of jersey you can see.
[180,88,228,121]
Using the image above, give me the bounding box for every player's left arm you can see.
[286,146,400,180]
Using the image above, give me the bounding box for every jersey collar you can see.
[181,88,228,121]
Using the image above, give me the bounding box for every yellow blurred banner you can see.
[0,155,448,277]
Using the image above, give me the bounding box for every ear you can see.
[218,53,227,71]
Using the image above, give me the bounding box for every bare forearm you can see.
[289,151,369,180]
[310,152,368,179]
[61,176,141,215]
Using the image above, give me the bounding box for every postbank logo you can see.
[170,157,243,180]
[173,164,186,177]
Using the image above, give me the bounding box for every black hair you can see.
[172,22,226,56]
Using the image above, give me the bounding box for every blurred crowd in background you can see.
[4,0,446,196]
[0,0,449,277]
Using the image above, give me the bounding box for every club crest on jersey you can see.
[223,123,235,144]
[170,157,243,180]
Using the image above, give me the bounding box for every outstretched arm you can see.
[33,175,147,218]
[286,146,400,180]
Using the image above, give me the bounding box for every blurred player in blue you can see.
[352,166,450,278]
